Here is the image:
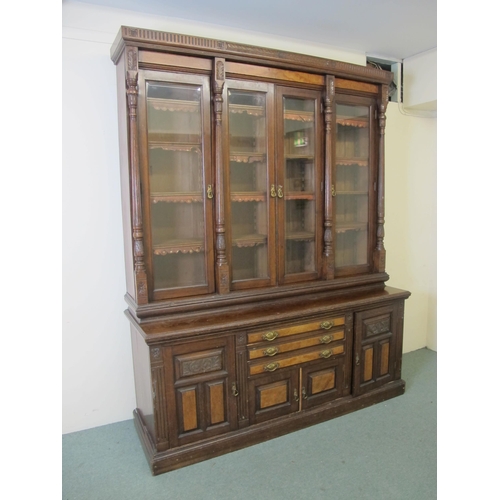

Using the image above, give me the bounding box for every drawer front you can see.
[248,342,345,376]
[247,316,345,345]
[247,327,345,360]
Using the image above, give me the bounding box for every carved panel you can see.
[175,349,224,380]
[366,317,391,336]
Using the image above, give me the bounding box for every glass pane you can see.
[335,104,369,267]
[146,81,207,289]
[228,90,269,281]
[283,97,316,275]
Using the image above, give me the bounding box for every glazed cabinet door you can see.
[164,337,238,447]
[277,86,323,284]
[224,80,276,289]
[334,95,377,276]
[138,70,215,300]
[352,303,403,396]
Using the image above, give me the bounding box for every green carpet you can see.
[63,348,436,499]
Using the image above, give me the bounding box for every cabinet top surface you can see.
[130,286,410,343]
[110,26,392,85]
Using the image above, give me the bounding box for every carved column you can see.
[322,75,335,279]
[373,84,388,273]
[212,58,230,293]
[126,47,148,304]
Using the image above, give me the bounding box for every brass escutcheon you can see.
[277,185,284,198]
[270,184,277,198]
[262,331,279,341]
[207,185,214,199]
[264,362,279,372]
[320,349,333,358]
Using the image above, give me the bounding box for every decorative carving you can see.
[151,347,161,359]
[374,84,389,273]
[366,318,391,335]
[216,59,225,81]
[180,355,222,377]
[125,54,148,304]
[114,27,393,85]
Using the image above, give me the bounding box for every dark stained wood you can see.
[373,84,389,273]
[323,75,335,279]
[111,27,393,85]
[226,61,324,86]
[112,27,409,476]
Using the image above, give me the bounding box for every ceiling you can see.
[77,0,436,61]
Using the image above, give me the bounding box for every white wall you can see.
[62,0,437,433]
[385,105,437,352]
[403,48,437,111]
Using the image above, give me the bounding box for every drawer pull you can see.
[319,335,333,344]
[263,346,279,357]
[320,321,334,330]
[262,331,279,342]
[264,362,280,372]
[320,349,333,359]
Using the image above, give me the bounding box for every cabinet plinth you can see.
[112,26,410,475]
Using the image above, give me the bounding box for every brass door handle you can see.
[355,353,360,366]
[232,382,239,397]
[294,389,300,402]
[207,184,214,199]
[270,184,277,198]
[302,387,308,400]
[331,185,336,197]
[262,331,279,342]
[277,185,284,198]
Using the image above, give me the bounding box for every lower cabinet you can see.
[164,337,238,447]
[130,290,409,475]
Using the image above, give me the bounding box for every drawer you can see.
[247,316,345,345]
[248,342,345,376]
[247,327,345,360]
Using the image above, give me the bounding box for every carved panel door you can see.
[164,337,238,447]
[352,303,401,396]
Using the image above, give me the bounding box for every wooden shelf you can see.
[151,192,203,203]
[286,231,315,241]
[336,116,368,128]
[229,103,265,117]
[231,192,266,202]
[286,154,314,161]
[336,158,368,167]
[148,97,199,113]
[335,223,367,234]
[336,191,368,196]
[153,239,204,255]
[284,110,314,122]
[232,234,267,248]
[230,152,266,163]
[149,141,201,153]
[285,192,315,201]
